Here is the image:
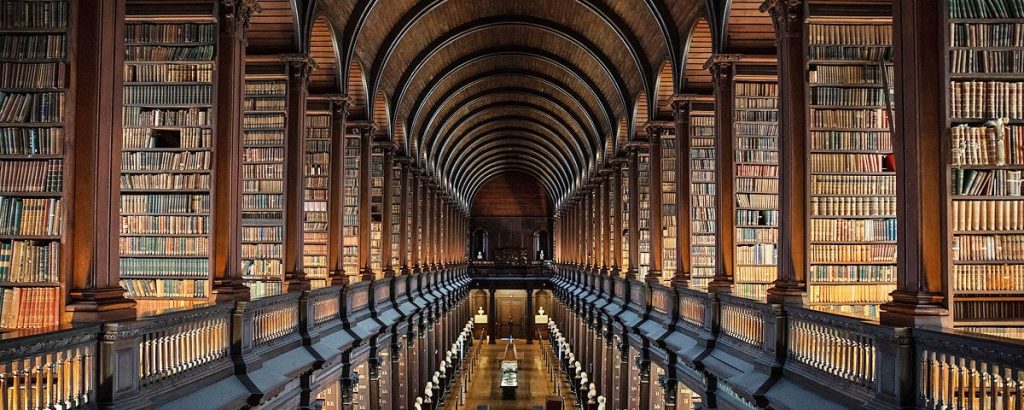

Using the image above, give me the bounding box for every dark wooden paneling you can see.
[471,172,551,217]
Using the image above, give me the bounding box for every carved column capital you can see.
[280,53,316,85]
[760,0,804,40]
[218,0,260,41]
[704,54,742,87]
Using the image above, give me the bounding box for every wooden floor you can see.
[445,339,576,410]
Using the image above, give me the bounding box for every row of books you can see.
[949,50,1024,74]
[810,131,892,152]
[808,65,892,85]
[0,128,63,155]
[949,0,1024,19]
[736,194,777,209]
[809,196,896,217]
[241,260,282,278]
[122,107,209,128]
[807,24,891,45]
[245,130,284,146]
[118,237,207,256]
[0,62,65,88]
[0,287,57,329]
[809,153,892,173]
[954,233,1024,262]
[737,227,777,242]
[0,91,63,123]
[123,130,211,151]
[241,243,282,257]
[735,98,777,109]
[244,114,285,129]
[119,258,208,278]
[809,265,895,282]
[950,81,1024,119]
[735,178,775,193]
[120,194,208,214]
[122,151,211,171]
[736,136,776,150]
[809,219,897,242]
[120,215,208,235]
[121,278,207,298]
[246,98,286,112]
[735,244,777,265]
[124,64,213,83]
[951,200,1024,231]
[121,173,209,190]
[245,81,286,96]
[0,159,62,192]
[808,283,895,304]
[0,197,60,236]
[0,35,64,60]
[736,164,778,177]
[952,169,1023,196]
[245,280,282,299]
[124,45,214,62]
[0,1,67,29]
[809,243,897,263]
[810,88,887,106]
[0,240,59,282]
[954,301,1024,322]
[243,164,283,180]
[244,180,282,192]
[950,121,1023,166]
[242,194,283,210]
[125,23,215,44]
[123,85,210,106]
[735,150,777,163]
[955,266,1024,291]
[809,109,889,129]
[810,175,896,195]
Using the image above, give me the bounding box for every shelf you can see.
[120,274,208,279]
[810,240,897,245]
[0,281,59,287]
[0,192,62,198]
[809,215,895,219]
[954,260,1024,265]
[0,235,59,240]
[810,261,896,265]
[118,254,208,259]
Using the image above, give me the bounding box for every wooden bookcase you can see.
[689,107,717,291]
[390,157,401,270]
[805,4,896,318]
[119,11,217,313]
[660,128,678,284]
[0,0,69,329]
[638,143,652,278]
[304,100,331,289]
[944,0,1024,333]
[370,141,385,276]
[241,63,287,298]
[620,157,631,273]
[732,60,779,300]
[342,126,361,279]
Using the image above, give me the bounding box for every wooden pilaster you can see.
[648,128,664,284]
[381,144,396,278]
[65,0,138,322]
[327,97,352,286]
[282,54,313,292]
[706,55,741,295]
[671,96,693,288]
[358,123,375,281]
[627,146,641,280]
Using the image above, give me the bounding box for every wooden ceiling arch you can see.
[297,0,707,211]
[308,18,340,93]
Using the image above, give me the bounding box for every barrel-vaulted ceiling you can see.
[250,0,776,212]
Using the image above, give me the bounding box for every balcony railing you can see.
[0,268,470,408]
[550,265,1024,409]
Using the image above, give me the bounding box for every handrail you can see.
[0,325,99,410]
[916,328,1024,409]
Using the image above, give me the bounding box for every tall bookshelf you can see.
[342,127,361,280]
[369,142,385,276]
[241,72,286,298]
[690,109,717,290]
[0,0,69,329]
[806,12,896,318]
[660,128,677,284]
[638,144,652,278]
[945,0,1024,329]
[733,71,779,300]
[119,17,216,313]
[621,158,631,274]
[390,157,401,270]
[304,104,331,289]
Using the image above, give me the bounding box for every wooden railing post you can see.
[98,323,145,408]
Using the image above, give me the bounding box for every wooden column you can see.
[705,55,741,294]
[424,183,435,269]
[282,55,313,292]
[411,171,422,272]
[598,175,609,274]
[358,124,375,281]
[762,0,809,305]
[66,0,138,322]
[327,97,353,286]
[648,128,664,284]
[381,145,396,278]
[879,0,949,327]
[672,97,693,288]
[398,159,412,275]
[627,146,641,280]
[610,160,624,277]
[210,0,258,302]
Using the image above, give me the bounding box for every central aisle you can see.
[446,340,575,409]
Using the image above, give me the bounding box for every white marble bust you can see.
[597,396,606,410]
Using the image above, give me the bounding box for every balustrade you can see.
[311,287,341,327]
[250,293,301,348]
[786,307,878,389]
[677,289,707,328]
[134,305,233,387]
[917,328,1024,409]
[719,296,766,349]
[0,326,97,410]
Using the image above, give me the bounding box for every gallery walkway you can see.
[445,340,576,410]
